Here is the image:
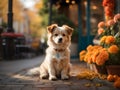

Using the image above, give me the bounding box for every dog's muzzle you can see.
[58,38,63,43]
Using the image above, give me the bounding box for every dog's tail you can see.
[26,67,40,76]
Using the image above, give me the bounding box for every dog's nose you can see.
[58,38,62,43]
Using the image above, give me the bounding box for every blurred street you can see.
[0,0,120,90]
[0,55,45,75]
[0,55,119,90]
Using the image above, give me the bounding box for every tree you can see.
[37,0,75,28]
[38,0,49,27]
[0,0,24,23]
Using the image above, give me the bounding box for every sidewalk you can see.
[0,55,45,75]
[0,55,119,90]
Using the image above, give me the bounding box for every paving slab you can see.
[0,56,119,90]
[0,55,45,75]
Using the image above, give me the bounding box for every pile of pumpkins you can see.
[107,74,120,88]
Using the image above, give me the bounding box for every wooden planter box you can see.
[88,64,107,74]
[106,65,120,76]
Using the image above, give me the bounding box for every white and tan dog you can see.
[39,24,73,80]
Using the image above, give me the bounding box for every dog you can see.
[39,24,73,80]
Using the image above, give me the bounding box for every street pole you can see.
[7,0,14,32]
[1,0,15,60]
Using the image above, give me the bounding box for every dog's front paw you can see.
[61,75,69,80]
[49,76,57,81]
[40,74,48,79]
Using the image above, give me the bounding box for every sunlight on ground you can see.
[11,61,107,82]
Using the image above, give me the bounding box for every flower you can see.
[80,13,120,66]
[114,14,120,23]
[79,45,109,66]
[100,36,107,43]
[102,0,115,21]
[106,19,115,26]
[92,50,99,63]
[95,48,109,66]
[98,14,120,65]
[79,50,86,61]
[108,45,119,54]
[98,21,106,28]
[105,36,115,44]
[98,28,104,35]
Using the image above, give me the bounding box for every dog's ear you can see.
[47,24,58,33]
[62,25,73,36]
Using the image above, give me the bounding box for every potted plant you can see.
[79,13,120,75]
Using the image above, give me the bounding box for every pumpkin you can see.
[113,75,119,81]
[107,74,115,82]
[114,79,120,88]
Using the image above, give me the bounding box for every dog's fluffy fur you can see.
[28,24,73,80]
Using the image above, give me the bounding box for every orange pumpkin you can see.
[114,79,120,88]
[107,74,115,82]
[113,75,119,81]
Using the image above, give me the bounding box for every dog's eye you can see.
[62,34,65,36]
[54,34,58,36]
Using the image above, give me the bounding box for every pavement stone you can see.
[0,85,24,90]
[0,56,119,90]
[21,85,33,90]
[39,87,56,90]
[0,55,45,75]
[56,86,70,90]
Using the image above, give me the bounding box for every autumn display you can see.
[102,0,115,21]
[107,74,120,88]
[79,13,120,89]
[80,13,120,66]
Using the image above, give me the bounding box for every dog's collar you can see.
[54,48,65,52]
